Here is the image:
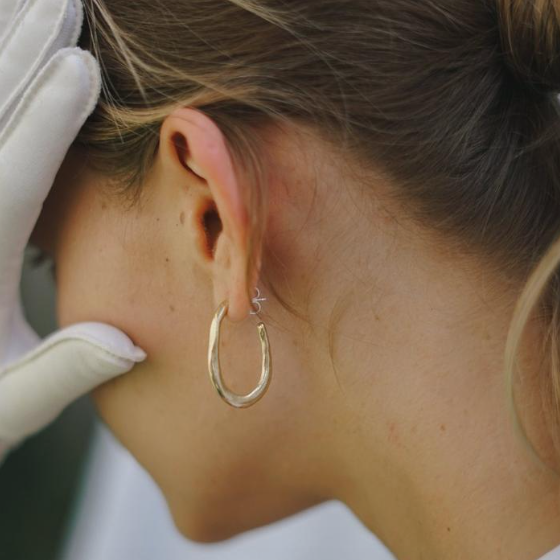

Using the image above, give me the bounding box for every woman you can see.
[32,0,560,558]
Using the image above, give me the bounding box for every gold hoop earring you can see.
[207,299,272,408]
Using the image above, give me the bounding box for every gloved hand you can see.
[0,0,147,464]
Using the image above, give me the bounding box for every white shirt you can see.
[539,543,560,560]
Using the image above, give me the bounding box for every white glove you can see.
[0,0,147,463]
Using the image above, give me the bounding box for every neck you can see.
[319,229,560,560]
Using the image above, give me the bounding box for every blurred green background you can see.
[0,247,95,560]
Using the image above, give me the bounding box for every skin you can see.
[33,107,560,560]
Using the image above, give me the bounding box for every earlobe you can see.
[159,106,262,322]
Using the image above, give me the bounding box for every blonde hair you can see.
[76,0,560,474]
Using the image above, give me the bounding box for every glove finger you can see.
[0,0,25,43]
[0,322,146,444]
[0,0,83,126]
[0,48,101,346]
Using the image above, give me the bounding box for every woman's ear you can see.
[158,106,261,322]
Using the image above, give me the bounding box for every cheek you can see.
[54,197,201,363]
